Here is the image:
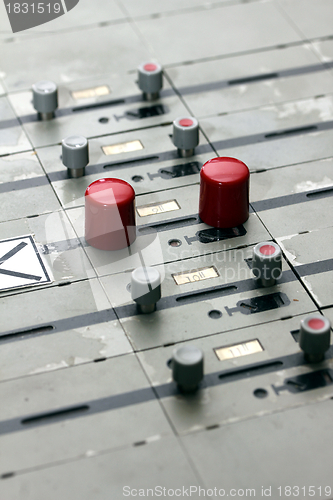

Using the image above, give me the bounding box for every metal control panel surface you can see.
[0,1,333,499]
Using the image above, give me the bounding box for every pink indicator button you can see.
[85,178,136,251]
[308,318,325,330]
[199,157,250,228]
[259,244,276,256]
[143,63,157,72]
[179,119,194,127]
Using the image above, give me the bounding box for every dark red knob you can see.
[85,178,136,250]
[199,157,250,228]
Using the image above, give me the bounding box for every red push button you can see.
[308,318,326,330]
[199,157,250,228]
[178,118,194,127]
[143,63,158,72]
[85,178,136,250]
[259,244,277,256]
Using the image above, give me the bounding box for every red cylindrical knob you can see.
[199,157,250,228]
[85,178,136,250]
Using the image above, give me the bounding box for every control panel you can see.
[0,0,333,498]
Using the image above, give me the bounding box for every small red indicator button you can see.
[85,178,136,250]
[308,318,325,330]
[199,157,250,228]
[259,244,276,256]
[143,63,157,72]
[179,119,194,127]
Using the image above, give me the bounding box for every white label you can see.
[214,340,263,361]
[71,85,110,100]
[136,200,180,217]
[173,266,219,285]
[0,235,52,292]
[102,140,144,156]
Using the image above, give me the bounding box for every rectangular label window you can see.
[102,140,144,156]
[71,85,110,100]
[172,266,219,285]
[214,339,263,361]
[137,200,180,217]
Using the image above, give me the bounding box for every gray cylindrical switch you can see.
[172,117,199,157]
[252,241,282,287]
[172,345,204,393]
[138,62,163,101]
[131,266,161,314]
[62,136,89,178]
[32,80,58,120]
[299,315,331,363]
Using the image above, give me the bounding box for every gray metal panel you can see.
[250,158,333,202]
[200,94,333,138]
[181,399,333,489]
[0,354,173,472]
[114,280,315,350]
[324,306,333,325]
[166,45,333,117]
[137,327,332,434]
[1,0,333,497]
[277,227,333,308]
[120,0,234,17]
[258,197,333,238]
[0,435,200,500]
[138,315,312,378]
[36,127,214,206]
[9,93,188,148]
[197,96,333,172]
[0,23,151,91]
[101,245,316,350]
[0,152,61,221]
[0,278,132,381]
[215,129,333,172]
[312,39,333,64]
[135,2,301,65]
[0,97,31,154]
[67,209,269,276]
[277,0,333,38]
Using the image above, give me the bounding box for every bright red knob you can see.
[85,178,136,250]
[199,157,250,228]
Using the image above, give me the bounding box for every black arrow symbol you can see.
[0,242,42,281]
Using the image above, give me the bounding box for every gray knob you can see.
[131,266,161,314]
[299,315,331,363]
[32,80,58,120]
[62,136,89,178]
[172,117,199,157]
[252,242,282,287]
[138,62,163,101]
[172,345,204,393]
